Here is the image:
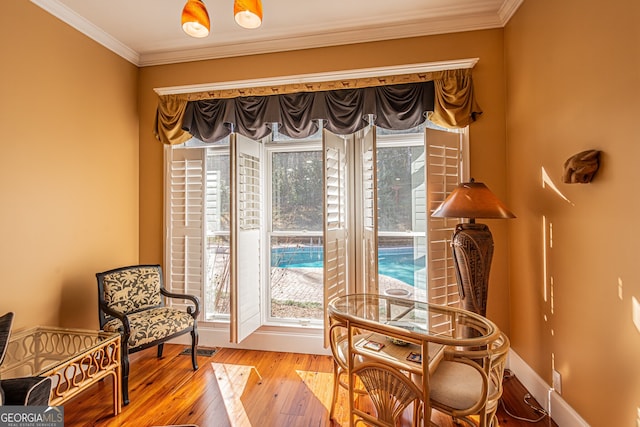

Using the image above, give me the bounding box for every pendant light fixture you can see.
[234,0,263,29]
[182,0,211,38]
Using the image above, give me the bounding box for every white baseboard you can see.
[507,349,590,427]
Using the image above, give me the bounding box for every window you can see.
[268,147,324,323]
[205,148,231,319]
[164,124,466,350]
[376,135,427,299]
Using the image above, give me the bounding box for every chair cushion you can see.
[101,266,163,314]
[336,334,369,364]
[103,307,195,348]
[430,360,487,410]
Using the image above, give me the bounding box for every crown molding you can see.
[498,0,525,24]
[154,58,479,96]
[32,0,523,68]
[140,12,501,67]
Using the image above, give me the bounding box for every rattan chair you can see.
[0,312,52,406]
[328,322,369,420]
[429,331,510,427]
[96,264,200,406]
[351,361,424,427]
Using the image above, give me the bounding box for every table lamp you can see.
[431,179,515,317]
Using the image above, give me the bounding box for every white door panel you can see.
[231,133,262,343]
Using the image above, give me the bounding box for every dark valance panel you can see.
[154,68,482,145]
[182,81,435,143]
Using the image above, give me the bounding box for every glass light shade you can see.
[182,0,210,38]
[431,180,515,220]
[234,0,263,29]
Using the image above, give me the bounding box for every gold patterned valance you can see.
[154,68,482,145]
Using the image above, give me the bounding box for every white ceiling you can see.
[32,0,523,67]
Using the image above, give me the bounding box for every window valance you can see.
[154,68,482,145]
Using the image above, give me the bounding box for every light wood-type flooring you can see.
[63,344,558,427]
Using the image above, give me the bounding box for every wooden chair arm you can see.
[160,288,201,318]
[98,301,132,334]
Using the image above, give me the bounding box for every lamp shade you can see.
[182,0,210,38]
[431,179,515,220]
[234,0,263,29]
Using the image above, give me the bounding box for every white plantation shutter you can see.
[165,146,205,315]
[412,149,428,292]
[425,127,464,331]
[360,126,378,295]
[323,129,349,347]
[230,133,262,344]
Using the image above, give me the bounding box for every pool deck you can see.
[270,267,426,303]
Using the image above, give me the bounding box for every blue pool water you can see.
[271,246,424,286]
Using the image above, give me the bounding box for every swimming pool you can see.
[271,246,424,286]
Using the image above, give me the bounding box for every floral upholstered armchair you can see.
[96,264,200,406]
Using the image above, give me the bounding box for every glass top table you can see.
[0,326,121,414]
[328,293,500,345]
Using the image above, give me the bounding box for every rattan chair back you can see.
[352,361,424,427]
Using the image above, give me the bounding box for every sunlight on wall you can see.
[542,215,555,316]
[633,296,640,333]
[550,276,554,317]
[618,277,624,300]
[543,216,548,303]
[541,168,564,332]
[541,167,573,205]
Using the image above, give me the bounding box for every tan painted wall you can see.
[505,0,640,425]
[0,2,139,330]
[13,0,629,422]
[138,29,512,331]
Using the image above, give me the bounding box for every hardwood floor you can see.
[63,344,558,427]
